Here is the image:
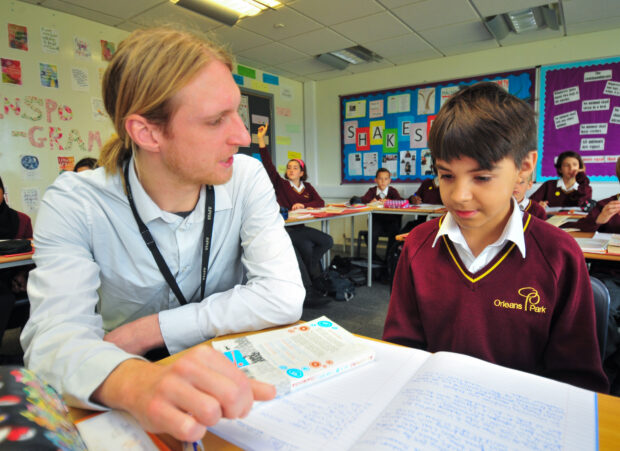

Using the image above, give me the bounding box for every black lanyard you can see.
[124,162,214,305]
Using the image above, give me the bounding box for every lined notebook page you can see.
[354,351,596,450]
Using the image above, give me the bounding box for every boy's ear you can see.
[518,150,538,179]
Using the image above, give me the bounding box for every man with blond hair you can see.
[22,27,304,442]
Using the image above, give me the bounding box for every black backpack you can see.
[313,269,355,302]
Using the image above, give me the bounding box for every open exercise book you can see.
[210,335,597,451]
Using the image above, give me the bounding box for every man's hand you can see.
[104,314,164,356]
[91,346,276,442]
[596,200,620,225]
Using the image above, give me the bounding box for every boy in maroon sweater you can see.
[360,168,403,261]
[383,82,608,393]
[408,177,442,205]
[513,173,546,220]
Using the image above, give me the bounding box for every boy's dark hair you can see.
[285,159,308,182]
[375,168,390,178]
[74,157,99,172]
[554,150,584,176]
[428,82,536,169]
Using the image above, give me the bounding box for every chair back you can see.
[590,276,611,359]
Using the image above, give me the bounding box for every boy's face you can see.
[376,171,391,191]
[559,156,581,180]
[512,177,533,202]
[436,155,532,242]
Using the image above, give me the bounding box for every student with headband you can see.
[257,123,333,306]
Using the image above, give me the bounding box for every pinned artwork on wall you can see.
[538,57,620,181]
[340,68,536,183]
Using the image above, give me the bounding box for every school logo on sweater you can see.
[493,287,546,314]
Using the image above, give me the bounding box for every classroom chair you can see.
[590,276,611,360]
[356,230,389,260]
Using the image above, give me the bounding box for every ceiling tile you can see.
[131,3,223,31]
[566,16,620,35]
[261,66,302,79]
[386,48,443,64]
[236,42,307,66]
[380,0,426,8]
[276,57,337,75]
[212,26,272,53]
[331,11,411,43]
[364,33,435,58]
[237,7,322,40]
[308,69,354,80]
[290,0,384,26]
[236,56,269,70]
[441,39,498,56]
[419,21,492,48]
[471,0,550,17]
[283,28,355,55]
[54,0,161,20]
[393,0,479,31]
[114,21,144,32]
[38,0,125,26]
[563,0,620,25]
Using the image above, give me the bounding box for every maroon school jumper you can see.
[522,199,547,220]
[530,172,592,207]
[258,146,324,209]
[360,186,402,204]
[410,179,442,205]
[570,194,620,234]
[383,213,608,393]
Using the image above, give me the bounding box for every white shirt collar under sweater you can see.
[376,187,389,199]
[432,198,526,273]
[556,178,578,192]
[289,180,305,194]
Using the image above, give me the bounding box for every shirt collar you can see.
[289,180,305,193]
[557,178,578,191]
[517,196,529,211]
[376,186,389,197]
[432,198,526,258]
[127,155,232,225]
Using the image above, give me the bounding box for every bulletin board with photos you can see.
[339,68,536,184]
[538,56,620,182]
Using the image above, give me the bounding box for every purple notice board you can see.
[539,57,620,182]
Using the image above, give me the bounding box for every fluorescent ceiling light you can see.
[325,46,383,66]
[485,4,561,40]
[222,0,280,17]
[330,49,366,65]
[170,0,280,25]
[506,8,544,34]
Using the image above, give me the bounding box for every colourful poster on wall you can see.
[1,58,22,85]
[8,23,28,51]
[339,68,536,183]
[538,57,620,181]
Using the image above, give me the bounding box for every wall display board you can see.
[339,68,536,184]
[538,57,620,182]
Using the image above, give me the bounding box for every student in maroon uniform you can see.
[383,82,608,393]
[530,150,592,208]
[360,168,403,261]
[408,175,442,205]
[513,173,546,220]
[570,157,620,234]
[257,123,333,299]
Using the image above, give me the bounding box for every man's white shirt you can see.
[22,154,303,409]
